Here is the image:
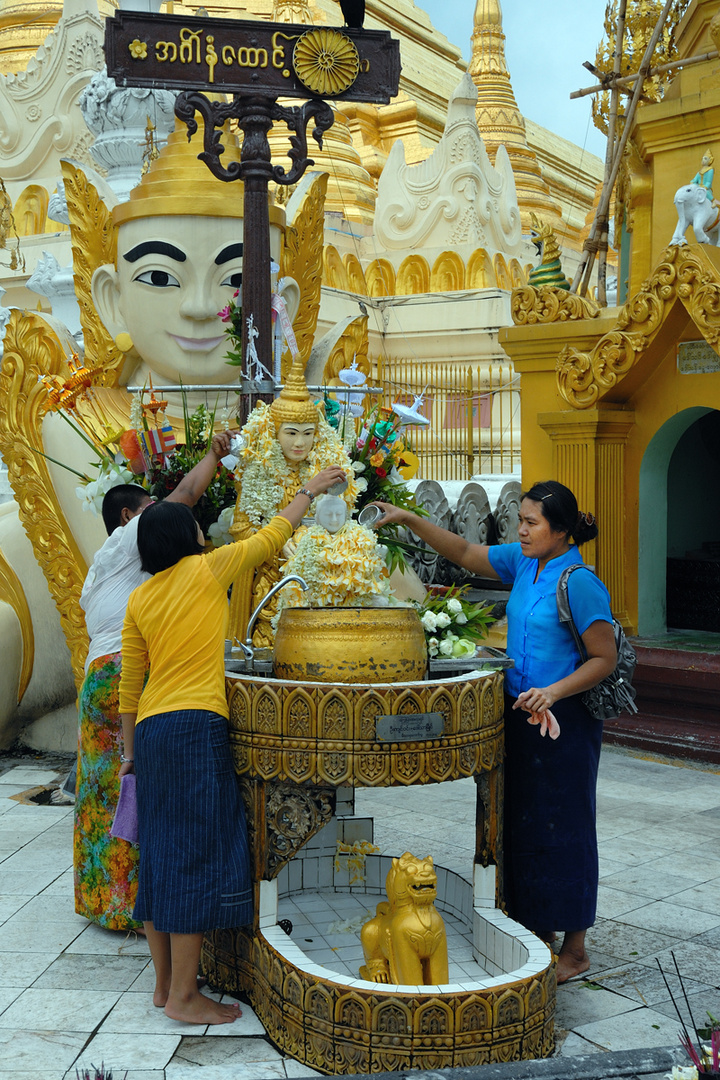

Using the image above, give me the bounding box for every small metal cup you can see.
[327,478,348,496]
[357,504,384,527]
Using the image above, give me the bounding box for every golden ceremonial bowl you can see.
[273,606,427,683]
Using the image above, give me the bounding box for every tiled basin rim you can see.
[202,846,556,1074]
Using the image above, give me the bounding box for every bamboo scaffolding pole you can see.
[571,0,676,297]
[596,0,627,307]
[571,48,719,100]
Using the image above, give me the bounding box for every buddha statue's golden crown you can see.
[113,118,285,228]
[270,354,320,429]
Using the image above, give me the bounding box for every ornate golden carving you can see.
[293,28,360,96]
[264,783,335,873]
[280,172,328,376]
[322,315,370,384]
[360,852,448,985]
[226,670,504,787]
[0,310,89,687]
[0,549,34,703]
[61,161,123,385]
[556,243,720,409]
[511,284,599,325]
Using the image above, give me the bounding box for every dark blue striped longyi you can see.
[133,709,253,934]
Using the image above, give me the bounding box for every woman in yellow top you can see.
[118,464,345,1026]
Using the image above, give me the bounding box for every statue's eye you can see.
[135,270,180,288]
[222,271,242,289]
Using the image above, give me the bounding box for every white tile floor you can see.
[0,746,719,1077]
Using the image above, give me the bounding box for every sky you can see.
[415,0,610,161]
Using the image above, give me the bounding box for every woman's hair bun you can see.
[572,511,599,545]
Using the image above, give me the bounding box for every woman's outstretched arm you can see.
[370,501,501,580]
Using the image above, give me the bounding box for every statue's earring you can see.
[114,332,134,353]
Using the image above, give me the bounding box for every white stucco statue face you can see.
[315,495,347,534]
[277,422,316,463]
[92,215,300,388]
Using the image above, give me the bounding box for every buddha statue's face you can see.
[277,422,316,463]
[93,215,244,385]
[315,495,347,534]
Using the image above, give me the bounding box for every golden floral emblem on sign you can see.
[293,29,360,96]
[129,38,148,59]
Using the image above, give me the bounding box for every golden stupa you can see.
[469,0,562,230]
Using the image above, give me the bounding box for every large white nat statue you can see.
[0,119,317,750]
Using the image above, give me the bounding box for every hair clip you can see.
[540,492,553,500]
[582,512,596,526]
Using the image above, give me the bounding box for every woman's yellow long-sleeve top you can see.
[119,516,292,724]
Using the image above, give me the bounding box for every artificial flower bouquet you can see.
[415,585,495,659]
[40,361,237,540]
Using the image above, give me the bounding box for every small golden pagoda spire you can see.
[469,0,560,229]
[269,353,320,429]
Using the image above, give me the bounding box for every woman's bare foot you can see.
[153,976,208,1007]
[164,990,242,1025]
[556,931,590,984]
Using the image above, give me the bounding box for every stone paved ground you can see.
[1,745,719,1079]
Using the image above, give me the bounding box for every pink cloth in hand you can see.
[526,709,561,739]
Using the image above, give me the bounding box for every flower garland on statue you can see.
[233,402,358,527]
[275,522,391,613]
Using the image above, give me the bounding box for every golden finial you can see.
[269,354,320,430]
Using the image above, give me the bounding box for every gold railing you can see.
[374,357,520,480]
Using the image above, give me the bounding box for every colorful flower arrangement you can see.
[40,364,237,539]
[277,521,391,611]
[415,586,495,659]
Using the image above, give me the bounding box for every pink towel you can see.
[526,709,561,739]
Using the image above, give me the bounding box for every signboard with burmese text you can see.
[104,11,401,103]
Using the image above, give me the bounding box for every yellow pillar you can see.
[538,407,635,626]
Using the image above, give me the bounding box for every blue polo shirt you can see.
[487,543,613,698]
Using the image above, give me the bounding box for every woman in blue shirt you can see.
[372,480,616,984]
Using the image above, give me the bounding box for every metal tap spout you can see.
[242,575,308,659]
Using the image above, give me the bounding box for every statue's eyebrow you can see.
[122,241,187,264]
[215,243,244,265]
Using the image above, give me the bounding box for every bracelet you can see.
[297,487,316,502]
[120,755,134,763]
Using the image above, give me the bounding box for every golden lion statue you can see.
[360,851,449,985]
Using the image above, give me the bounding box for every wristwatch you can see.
[298,488,316,502]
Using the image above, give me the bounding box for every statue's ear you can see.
[91,263,125,340]
[278,275,301,324]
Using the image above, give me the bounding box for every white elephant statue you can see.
[671,183,720,246]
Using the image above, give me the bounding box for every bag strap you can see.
[556,563,592,663]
